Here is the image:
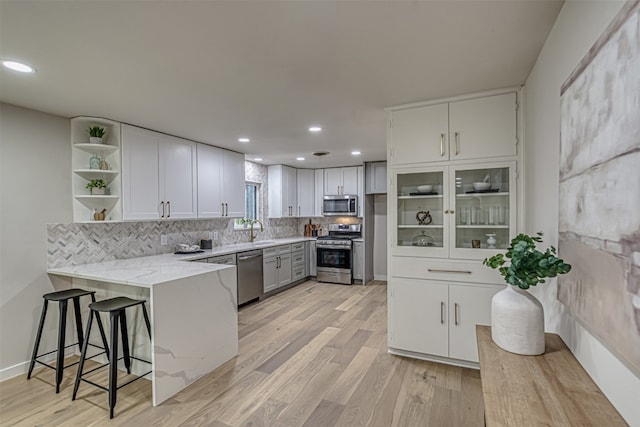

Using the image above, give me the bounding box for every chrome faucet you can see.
[249,219,264,242]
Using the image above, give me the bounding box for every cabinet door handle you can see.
[440,133,445,157]
[298,206,301,216]
[444,209,449,214]
[428,269,472,274]
[225,203,228,217]
[221,203,224,217]
[454,303,459,326]
[161,201,165,218]
[440,302,445,324]
[167,201,171,218]
[455,132,460,155]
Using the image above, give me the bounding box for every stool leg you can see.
[55,299,68,393]
[119,310,131,375]
[72,297,84,352]
[141,303,151,340]
[91,294,110,361]
[72,311,94,400]
[108,311,119,419]
[28,299,49,379]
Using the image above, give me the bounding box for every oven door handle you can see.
[317,245,351,250]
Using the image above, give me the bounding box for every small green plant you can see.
[86,179,107,189]
[483,232,571,290]
[87,126,106,138]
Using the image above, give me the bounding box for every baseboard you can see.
[374,274,387,281]
[387,347,479,370]
[0,360,30,382]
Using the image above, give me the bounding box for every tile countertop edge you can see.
[46,237,317,287]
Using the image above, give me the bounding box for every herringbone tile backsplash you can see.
[47,218,299,268]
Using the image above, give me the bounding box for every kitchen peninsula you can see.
[47,254,238,406]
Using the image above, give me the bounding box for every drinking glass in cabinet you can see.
[454,166,511,250]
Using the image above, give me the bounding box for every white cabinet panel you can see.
[366,162,387,194]
[197,144,224,217]
[263,256,278,293]
[353,241,364,280]
[122,125,161,220]
[297,169,315,217]
[356,166,364,217]
[314,169,324,217]
[342,167,359,195]
[278,253,292,287]
[324,168,343,195]
[197,144,245,218]
[159,136,197,219]
[390,278,448,357]
[222,150,245,217]
[268,165,298,218]
[448,284,500,362]
[449,93,517,161]
[391,103,449,165]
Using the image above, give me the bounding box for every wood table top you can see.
[476,325,627,426]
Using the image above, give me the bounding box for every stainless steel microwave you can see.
[323,195,358,216]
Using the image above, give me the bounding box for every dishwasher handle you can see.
[238,253,262,261]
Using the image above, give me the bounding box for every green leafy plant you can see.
[87,126,106,138]
[85,179,107,189]
[483,232,571,290]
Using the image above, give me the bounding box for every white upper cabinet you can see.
[390,103,449,165]
[222,149,245,217]
[122,125,162,220]
[390,92,517,166]
[268,165,298,218]
[122,125,197,220]
[159,135,197,219]
[296,169,315,217]
[449,93,518,160]
[365,161,387,194]
[197,144,245,218]
[324,166,359,195]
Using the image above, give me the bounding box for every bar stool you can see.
[73,296,152,419]
[28,288,109,393]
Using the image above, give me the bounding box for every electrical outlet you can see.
[213,231,219,241]
[160,235,167,245]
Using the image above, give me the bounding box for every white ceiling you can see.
[0,1,563,168]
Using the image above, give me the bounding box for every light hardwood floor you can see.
[0,280,484,426]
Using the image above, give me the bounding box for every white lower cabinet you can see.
[389,278,500,363]
[263,245,292,293]
[353,241,364,281]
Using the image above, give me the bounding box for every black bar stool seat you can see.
[28,288,109,393]
[73,296,152,419]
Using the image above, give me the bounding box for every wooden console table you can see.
[476,325,626,426]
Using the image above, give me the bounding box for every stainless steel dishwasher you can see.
[237,249,263,305]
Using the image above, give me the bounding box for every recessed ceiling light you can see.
[238,137,250,143]
[351,151,361,156]
[254,158,263,161]
[308,126,322,133]
[296,157,305,161]
[1,60,36,73]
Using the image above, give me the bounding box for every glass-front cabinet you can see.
[391,161,516,259]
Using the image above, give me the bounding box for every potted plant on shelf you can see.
[87,126,106,144]
[483,232,571,355]
[86,179,108,195]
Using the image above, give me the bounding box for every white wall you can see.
[523,1,639,424]
[0,103,72,380]
[373,194,387,280]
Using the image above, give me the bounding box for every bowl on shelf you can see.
[416,184,433,193]
[472,182,491,191]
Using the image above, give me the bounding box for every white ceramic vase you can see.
[89,136,103,144]
[491,285,545,355]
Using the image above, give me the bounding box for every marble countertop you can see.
[47,237,315,288]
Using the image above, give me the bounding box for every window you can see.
[234,182,260,229]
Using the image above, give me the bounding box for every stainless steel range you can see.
[316,223,361,285]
